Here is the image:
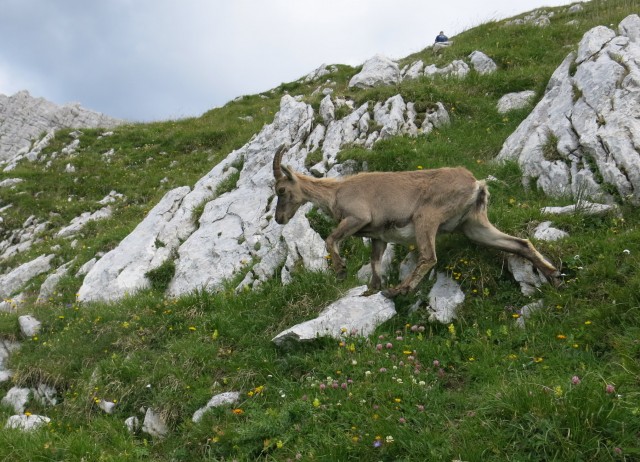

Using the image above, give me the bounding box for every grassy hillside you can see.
[1,1,639,460]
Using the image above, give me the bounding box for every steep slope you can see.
[0,2,639,460]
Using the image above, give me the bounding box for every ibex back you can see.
[272,146,559,297]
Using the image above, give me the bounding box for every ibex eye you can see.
[277,187,286,195]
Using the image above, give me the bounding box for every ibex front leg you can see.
[325,216,368,280]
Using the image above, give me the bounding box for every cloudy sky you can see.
[0,0,581,122]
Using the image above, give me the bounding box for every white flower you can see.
[623,249,631,255]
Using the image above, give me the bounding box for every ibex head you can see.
[273,145,304,225]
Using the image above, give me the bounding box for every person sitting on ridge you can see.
[435,31,449,43]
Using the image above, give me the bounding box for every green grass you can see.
[1,1,640,460]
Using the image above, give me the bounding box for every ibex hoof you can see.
[381,288,400,298]
[362,288,380,297]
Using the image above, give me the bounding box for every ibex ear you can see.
[281,165,296,181]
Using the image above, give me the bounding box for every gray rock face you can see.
[0,254,54,299]
[78,186,192,301]
[78,93,450,302]
[272,286,396,346]
[497,15,640,204]
[0,90,122,163]
[348,55,401,88]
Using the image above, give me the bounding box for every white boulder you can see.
[426,272,465,323]
[469,51,497,75]
[348,55,401,88]
[272,286,396,346]
[497,91,536,114]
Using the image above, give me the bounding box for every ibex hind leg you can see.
[461,214,559,281]
[383,219,438,298]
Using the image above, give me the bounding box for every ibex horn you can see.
[273,144,287,179]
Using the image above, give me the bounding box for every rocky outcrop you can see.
[0,90,123,163]
[496,15,640,205]
[77,93,451,302]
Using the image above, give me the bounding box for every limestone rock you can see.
[426,272,465,323]
[192,391,240,422]
[541,202,618,216]
[303,64,336,82]
[272,286,396,346]
[98,400,116,414]
[18,315,41,337]
[32,384,58,407]
[0,254,54,299]
[505,10,554,27]
[77,93,449,303]
[469,51,497,75]
[1,387,30,413]
[0,90,122,163]
[56,206,113,238]
[497,15,640,204]
[77,186,192,302]
[507,255,547,296]
[424,60,470,79]
[37,260,75,303]
[497,91,536,114]
[516,299,545,328]
[0,339,20,382]
[142,408,169,439]
[402,60,425,80]
[348,55,401,88]
[5,414,50,431]
[0,178,23,188]
[124,416,140,433]
[533,221,569,241]
[0,216,49,261]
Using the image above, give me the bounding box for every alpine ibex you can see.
[272,146,559,297]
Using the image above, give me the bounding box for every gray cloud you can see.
[0,0,580,121]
